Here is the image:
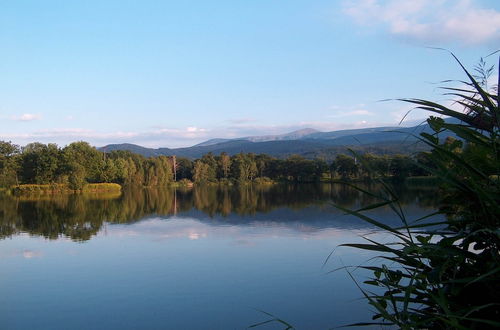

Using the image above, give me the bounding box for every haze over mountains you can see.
[100,123,435,160]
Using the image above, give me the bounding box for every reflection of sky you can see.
[104,202,441,242]
[106,216,367,243]
[0,192,441,329]
[0,214,388,329]
[0,246,44,259]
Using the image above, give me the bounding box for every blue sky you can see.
[1,0,499,147]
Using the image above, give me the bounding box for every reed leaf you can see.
[333,53,500,329]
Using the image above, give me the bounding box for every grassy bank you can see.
[11,183,122,195]
[169,179,194,188]
[186,177,277,186]
[81,183,122,193]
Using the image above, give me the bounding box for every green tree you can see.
[101,158,117,183]
[313,159,328,181]
[114,158,128,184]
[157,156,173,186]
[199,153,217,181]
[255,154,272,178]
[219,152,231,178]
[68,163,86,190]
[62,142,103,183]
[176,157,193,180]
[389,154,413,179]
[230,153,257,182]
[335,154,358,179]
[193,160,211,183]
[0,141,20,187]
[19,143,60,184]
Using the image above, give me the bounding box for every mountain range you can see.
[100,123,436,160]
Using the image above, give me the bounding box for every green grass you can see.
[253,177,275,185]
[169,179,194,187]
[81,183,122,193]
[12,183,122,195]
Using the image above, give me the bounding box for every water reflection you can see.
[0,183,439,242]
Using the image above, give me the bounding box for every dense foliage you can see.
[340,55,500,329]
[0,140,433,189]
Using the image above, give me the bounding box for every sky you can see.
[1,0,499,148]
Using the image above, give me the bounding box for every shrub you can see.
[81,183,122,193]
[11,183,122,195]
[254,176,274,184]
[177,178,193,187]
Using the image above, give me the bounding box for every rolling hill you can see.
[100,123,437,160]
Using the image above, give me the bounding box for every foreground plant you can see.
[337,53,500,329]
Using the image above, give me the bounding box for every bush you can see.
[177,178,193,187]
[12,184,69,195]
[81,183,122,193]
[254,176,274,184]
[11,183,122,195]
[218,178,233,185]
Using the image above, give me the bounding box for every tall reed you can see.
[337,52,499,328]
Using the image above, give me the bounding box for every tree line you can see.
[0,141,175,189]
[0,140,436,189]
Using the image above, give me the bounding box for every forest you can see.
[0,139,436,190]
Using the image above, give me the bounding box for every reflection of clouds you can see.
[23,250,43,259]
[106,218,214,241]
[105,217,369,244]
[188,232,206,240]
[0,249,43,259]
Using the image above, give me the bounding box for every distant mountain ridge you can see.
[245,128,321,142]
[100,122,439,160]
[193,128,321,147]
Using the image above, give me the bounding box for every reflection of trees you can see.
[0,194,19,238]
[2,194,111,241]
[0,183,439,241]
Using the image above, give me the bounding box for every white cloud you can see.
[328,109,374,118]
[154,126,209,140]
[11,113,42,121]
[0,119,413,147]
[1,113,430,148]
[0,126,212,148]
[343,0,500,45]
[106,217,359,243]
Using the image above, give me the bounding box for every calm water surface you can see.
[0,184,439,329]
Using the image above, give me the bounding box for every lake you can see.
[0,183,439,329]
